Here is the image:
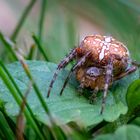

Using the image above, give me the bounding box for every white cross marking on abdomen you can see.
[99,45,107,60]
[99,36,112,61]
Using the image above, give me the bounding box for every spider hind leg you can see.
[114,64,137,81]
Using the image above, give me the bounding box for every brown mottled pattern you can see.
[79,35,129,75]
[76,67,113,90]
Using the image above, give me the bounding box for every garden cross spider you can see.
[47,35,138,114]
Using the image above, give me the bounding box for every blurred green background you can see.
[0,0,140,63]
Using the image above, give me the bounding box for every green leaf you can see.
[95,125,140,140]
[126,79,140,113]
[0,61,139,127]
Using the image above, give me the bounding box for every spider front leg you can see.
[47,48,77,97]
[59,52,91,96]
[100,59,113,114]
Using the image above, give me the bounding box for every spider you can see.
[47,35,138,114]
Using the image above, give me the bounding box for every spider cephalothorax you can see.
[47,35,138,114]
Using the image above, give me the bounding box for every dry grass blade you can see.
[16,82,32,140]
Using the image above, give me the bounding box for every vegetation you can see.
[0,0,140,139]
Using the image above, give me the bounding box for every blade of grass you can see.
[11,0,37,41]
[0,34,54,125]
[51,126,66,140]
[0,49,9,62]
[18,56,50,115]
[0,100,17,138]
[17,51,64,137]
[32,35,49,61]
[0,65,45,140]
[0,111,28,140]
[38,0,47,43]
[27,44,36,60]
[0,60,47,139]
[0,33,18,61]
[16,54,58,136]
[16,83,32,140]
[0,113,14,140]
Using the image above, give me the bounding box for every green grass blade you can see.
[1,34,53,123]
[0,33,18,61]
[11,0,37,41]
[27,44,36,60]
[38,0,47,43]
[19,59,50,114]
[0,113,14,140]
[0,60,47,138]
[0,65,45,140]
[33,35,49,61]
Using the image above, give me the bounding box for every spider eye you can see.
[86,67,101,77]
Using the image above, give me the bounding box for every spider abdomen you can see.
[77,35,130,75]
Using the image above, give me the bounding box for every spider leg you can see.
[59,68,73,96]
[59,52,91,96]
[89,87,99,104]
[100,58,113,114]
[113,65,137,81]
[100,57,139,114]
[47,49,76,98]
[132,61,140,67]
[77,83,84,96]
